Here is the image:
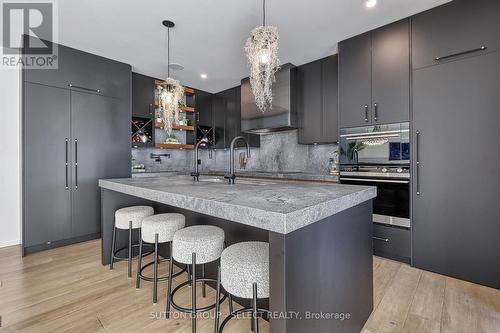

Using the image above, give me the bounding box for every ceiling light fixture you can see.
[159,20,184,136]
[366,0,377,8]
[245,0,280,112]
[200,73,207,79]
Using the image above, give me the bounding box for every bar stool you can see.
[167,225,227,333]
[214,241,271,333]
[110,205,154,278]
[135,213,186,303]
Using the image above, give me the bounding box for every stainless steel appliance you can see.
[339,122,410,228]
[240,63,297,133]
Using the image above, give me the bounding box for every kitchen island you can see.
[99,175,376,333]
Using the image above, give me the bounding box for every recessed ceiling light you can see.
[200,73,208,79]
[366,0,377,8]
[169,63,184,71]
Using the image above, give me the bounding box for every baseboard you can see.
[23,233,100,256]
[0,239,21,248]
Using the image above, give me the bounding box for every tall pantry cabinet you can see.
[22,41,131,255]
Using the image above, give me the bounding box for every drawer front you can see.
[373,223,410,263]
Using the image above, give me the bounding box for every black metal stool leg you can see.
[128,221,133,278]
[252,283,259,333]
[192,252,197,333]
[214,266,221,333]
[110,224,116,270]
[166,241,174,319]
[229,295,234,314]
[202,264,206,298]
[136,233,143,288]
[153,233,159,303]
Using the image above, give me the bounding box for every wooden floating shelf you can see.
[155,143,194,150]
[155,123,194,131]
[153,104,195,113]
[154,80,195,95]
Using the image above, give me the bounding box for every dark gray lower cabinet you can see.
[412,51,500,289]
[24,83,73,247]
[373,224,410,263]
[23,83,131,254]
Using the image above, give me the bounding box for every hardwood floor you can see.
[0,240,499,333]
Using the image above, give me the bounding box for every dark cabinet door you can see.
[71,91,131,237]
[321,55,339,143]
[412,51,500,289]
[412,0,500,69]
[338,32,372,128]
[212,92,226,149]
[371,19,410,124]
[297,60,322,144]
[23,83,72,247]
[196,90,213,127]
[24,43,131,99]
[132,73,154,117]
[224,88,238,145]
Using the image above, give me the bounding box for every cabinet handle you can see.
[435,46,487,61]
[65,138,69,190]
[374,103,378,122]
[149,103,153,115]
[68,83,102,94]
[74,139,78,189]
[415,130,420,195]
[364,105,369,122]
[373,236,389,242]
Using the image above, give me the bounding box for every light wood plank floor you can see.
[0,239,499,333]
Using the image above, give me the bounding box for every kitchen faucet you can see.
[224,136,251,184]
[191,138,212,181]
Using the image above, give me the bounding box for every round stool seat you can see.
[172,225,224,265]
[115,206,154,229]
[141,213,185,243]
[221,241,269,299]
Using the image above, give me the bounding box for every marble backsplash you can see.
[132,130,338,175]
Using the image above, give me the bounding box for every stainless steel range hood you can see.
[240,63,297,134]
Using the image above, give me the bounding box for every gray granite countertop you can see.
[100,175,375,234]
[132,170,339,182]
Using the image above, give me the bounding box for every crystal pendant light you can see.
[159,20,184,135]
[245,0,280,112]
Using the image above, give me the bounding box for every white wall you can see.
[0,48,22,247]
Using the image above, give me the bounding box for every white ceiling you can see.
[58,0,450,93]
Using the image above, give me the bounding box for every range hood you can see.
[241,63,297,133]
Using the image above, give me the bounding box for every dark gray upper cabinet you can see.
[212,92,226,149]
[412,0,500,70]
[132,73,154,117]
[412,51,500,289]
[24,42,131,99]
[196,90,214,128]
[339,19,410,128]
[371,20,410,124]
[338,32,372,128]
[210,86,260,149]
[297,55,338,144]
[297,60,322,144]
[321,55,339,143]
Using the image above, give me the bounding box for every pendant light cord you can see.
[262,0,266,26]
[167,26,170,78]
